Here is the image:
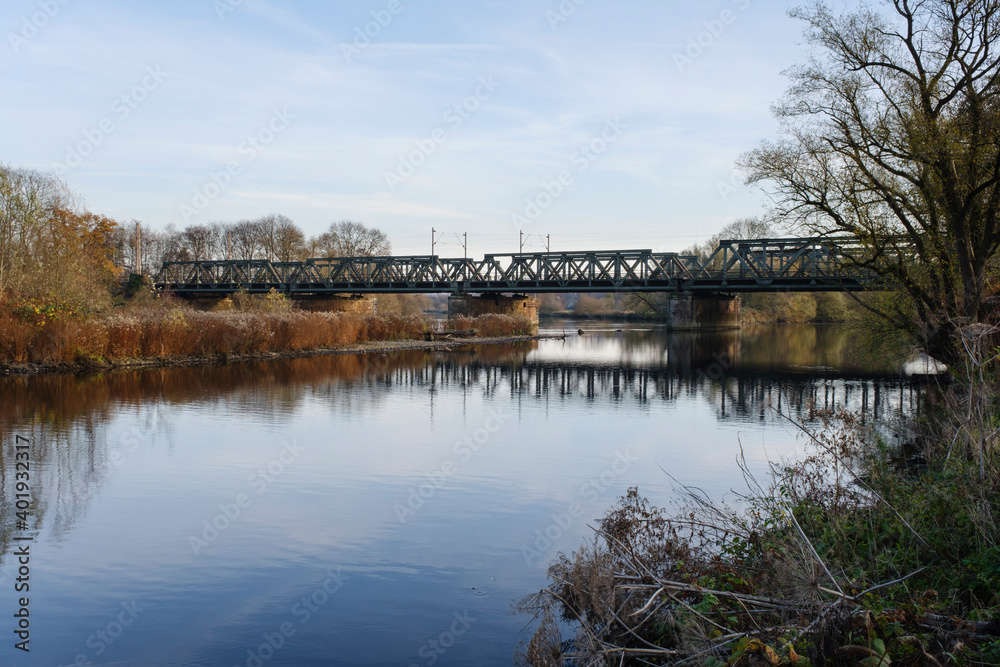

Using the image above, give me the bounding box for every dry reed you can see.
[447,314,536,337]
[0,305,432,365]
[0,297,541,366]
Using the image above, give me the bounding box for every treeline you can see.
[0,163,504,366]
[1,164,119,313]
[538,291,854,325]
[113,218,392,277]
[0,162,395,314]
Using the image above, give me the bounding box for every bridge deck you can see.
[154,237,877,296]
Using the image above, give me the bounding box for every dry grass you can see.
[0,294,540,366]
[448,314,536,337]
[0,301,431,365]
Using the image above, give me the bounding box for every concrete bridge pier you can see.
[666,295,740,330]
[448,294,540,330]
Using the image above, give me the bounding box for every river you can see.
[0,322,921,666]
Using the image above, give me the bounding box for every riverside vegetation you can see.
[0,292,535,368]
[0,162,535,369]
[517,327,1000,665]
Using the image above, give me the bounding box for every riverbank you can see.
[0,332,560,376]
[0,305,543,375]
[518,337,1000,665]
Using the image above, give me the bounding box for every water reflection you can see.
[0,324,929,666]
[0,327,919,572]
[538,322,894,375]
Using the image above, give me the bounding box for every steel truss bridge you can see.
[153,237,877,296]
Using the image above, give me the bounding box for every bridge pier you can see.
[295,295,377,315]
[448,294,540,330]
[666,295,740,330]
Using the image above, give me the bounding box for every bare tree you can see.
[313,220,391,257]
[230,219,263,261]
[254,214,279,261]
[181,225,214,262]
[273,217,306,262]
[0,164,72,294]
[161,224,190,263]
[742,0,1000,363]
[109,219,152,274]
[683,217,772,263]
[139,225,170,275]
[208,222,230,260]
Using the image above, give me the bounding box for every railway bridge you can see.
[153,237,878,329]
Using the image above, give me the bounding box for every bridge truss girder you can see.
[153,238,876,297]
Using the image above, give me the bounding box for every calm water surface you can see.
[0,323,919,666]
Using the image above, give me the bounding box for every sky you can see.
[1,0,812,257]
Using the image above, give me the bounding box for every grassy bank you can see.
[0,298,536,368]
[518,332,1000,665]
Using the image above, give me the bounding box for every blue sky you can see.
[2,0,808,256]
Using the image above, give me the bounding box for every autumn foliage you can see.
[0,301,541,366]
[0,164,541,368]
[0,303,436,365]
[1,164,121,317]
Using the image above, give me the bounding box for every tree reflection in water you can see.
[0,326,931,577]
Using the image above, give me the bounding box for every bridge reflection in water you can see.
[0,325,934,666]
[396,348,921,427]
[419,361,918,421]
[0,325,925,545]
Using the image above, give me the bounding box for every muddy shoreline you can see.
[0,334,565,377]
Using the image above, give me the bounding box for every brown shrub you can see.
[0,315,36,363]
[0,304,434,366]
[107,316,142,358]
[360,314,427,342]
[329,313,364,346]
